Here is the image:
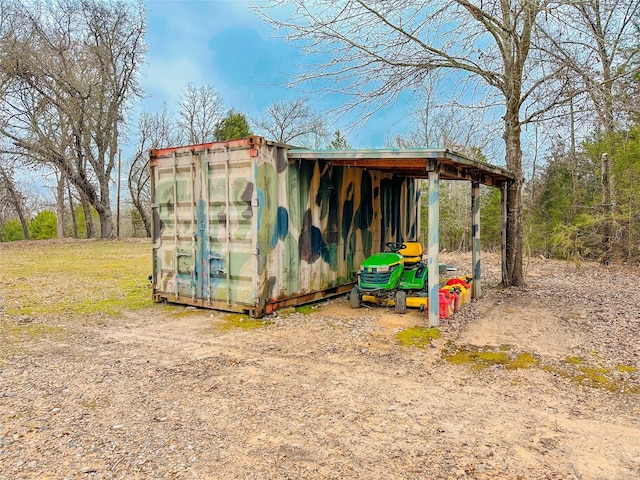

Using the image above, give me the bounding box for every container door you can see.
[204,146,258,307]
[152,151,199,300]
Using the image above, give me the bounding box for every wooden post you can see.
[427,169,440,327]
[471,181,481,299]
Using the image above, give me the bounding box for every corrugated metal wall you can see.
[255,143,420,311]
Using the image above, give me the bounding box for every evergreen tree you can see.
[329,130,350,149]
[214,110,252,141]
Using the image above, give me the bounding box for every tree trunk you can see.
[79,191,94,239]
[505,178,524,286]
[56,172,65,239]
[129,189,152,238]
[141,206,151,237]
[570,98,578,211]
[98,176,113,239]
[98,207,113,239]
[503,105,524,287]
[67,177,78,239]
[0,165,30,240]
[601,152,612,264]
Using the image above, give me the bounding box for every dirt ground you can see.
[1,252,639,479]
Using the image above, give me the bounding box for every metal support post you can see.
[471,181,481,299]
[427,170,440,327]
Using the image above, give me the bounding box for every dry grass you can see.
[0,238,152,318]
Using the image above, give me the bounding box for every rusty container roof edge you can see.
[149,136,294,161]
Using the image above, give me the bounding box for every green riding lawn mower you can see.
[349,241,428,314]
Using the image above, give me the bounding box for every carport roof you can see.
[288,148,515,187]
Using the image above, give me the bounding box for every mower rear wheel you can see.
[349,286,361,309]
[395,290,407,314]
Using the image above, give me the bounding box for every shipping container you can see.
[150,136,420,317]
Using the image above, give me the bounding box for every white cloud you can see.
[140,55,209,109]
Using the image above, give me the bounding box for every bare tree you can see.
[387,75,460,149]
[537,0,640,132]
[128,105,181,237]
[128,84,228,237]
[257,0,575,286]
[177,83,223,144]
[0,160,29,239]
[255,98,328,146]
[305,122,331,149]
[537,1,640,263]
[0,0,146,239]
[389,95,502,162]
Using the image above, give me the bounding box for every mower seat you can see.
[399,242,423,267]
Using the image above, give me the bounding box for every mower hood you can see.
[361,252,404,269]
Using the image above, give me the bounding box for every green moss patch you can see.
[615,365,637,373]
[442,346,540,373]
[542,365,570,378]
[295,305,316,315]
[442,347,510,371]
[218,314,272,331]
[506,352,539,370]
[575,366,613,390]
[442,345,638,395]
[567,364,638,393]
[543,362,638,394]
[565,356,584,365]
[396,327,441,349]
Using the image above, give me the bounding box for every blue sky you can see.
[139,0,413,148]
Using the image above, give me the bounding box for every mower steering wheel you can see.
[386,242,407,253]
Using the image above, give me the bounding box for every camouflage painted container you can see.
[150,136,420,317]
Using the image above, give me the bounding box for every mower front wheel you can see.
[395,290,407,314]
[349,286,361,309]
